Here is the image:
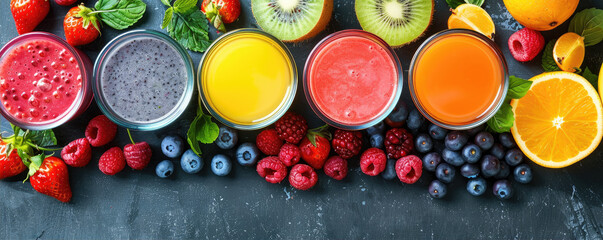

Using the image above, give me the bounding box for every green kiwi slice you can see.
[355,0,434,47]
[252,0,333,42]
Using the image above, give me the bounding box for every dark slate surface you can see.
[2,0,603,239]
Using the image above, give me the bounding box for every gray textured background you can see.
[1,0,603,239]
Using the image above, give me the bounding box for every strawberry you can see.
[299,125,331,169]
[28,156,72,202]
[55,0,77,6]
[61,138,92,167]
[201,0,241,32]
[64,5,100,47]
[0,140,26,179]
[10,0,50,35]
[124,129,152,170]
[99,147,126,175]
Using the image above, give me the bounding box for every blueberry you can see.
[462,144,482,163]
[180,149,203,174]
[495,162,510,179]
[156,160,174,178]
[493,180,513,200]
[161,135,184,158]
[428,124,447,140]
[442,148,464,166]
[504,148,524,166]
[466,178,487,196]
[407,109,425,130]
[513,164,533,184]
[428,180,447,199]
[480,155,500,178]
[422,152,441,172]
[435,163,456,183]
[366,121,386,136]
[216,126,238,149]
[474,132,494,150]
[498,132,516,148]
[369,134,384,149]
[381,158,398,180]
[211,154,232,176]
[235,143,260,167]
[445,131,468,151]
[466,124,486,136]
[386,102,409,126]
[415,133,433,153]
[490,143,505,160]
[460,163,480,178]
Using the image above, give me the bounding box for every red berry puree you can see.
[0,39,82,123]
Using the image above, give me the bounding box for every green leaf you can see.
[26,130,57,148]
[507,76,533,99]
[196,114,219,144]
[161,0,172,7]
[173,0,197,13]
[446,0,465,9]
[167,11,211,52]
[162,7,174,29]
[542,40,561,72]
[568,8,603,47]
[186,114,203,156]
[95,0,147,30]
[465,0,484,7]
[487,104,515,133]
[582,67,599,91]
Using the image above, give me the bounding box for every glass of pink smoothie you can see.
[0,32,93,130]
[304,30,403,130]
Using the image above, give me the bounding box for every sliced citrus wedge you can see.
[448,4,495,39]
[511,72,603,168]
[599,63,603,103]
[553,32,585,73]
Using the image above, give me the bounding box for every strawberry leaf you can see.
[95,0,147,30]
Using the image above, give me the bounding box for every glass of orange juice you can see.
[409,29,509,130]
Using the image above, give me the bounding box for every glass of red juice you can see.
[0,32,93,130]
[304,30,403,130]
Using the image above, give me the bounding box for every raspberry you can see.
[61,138,91,167]
[508,28,545,62]
[124,142,152,170]
[396,155,423,184]
[98,147,126,175]
[332,130,363,159]
[323,156,347,180]
[278,143,301,167]
[384,128,414,159]
[289,164,318,190]
[275,112,308,144]
[85,115,117,147]
[360,148,387,176]
[256,156,287,183]
[256,129,283,155]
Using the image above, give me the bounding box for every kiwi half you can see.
[252,0,333,42]
[355,0,434,47]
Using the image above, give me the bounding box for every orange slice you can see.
[511,72,603,168]
[553,32,585,73]
[448,4,495,39]
[599,63,603,103]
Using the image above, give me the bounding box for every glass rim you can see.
[92,29,195,131]
[408,29,509,130]
[303,29,404,130]
[0,32,90,130]
[197,28,298,130]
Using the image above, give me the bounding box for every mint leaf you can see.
[186,114,202,156]
[465,0,484,7]
[173,0,197,13]
[507,76,533,99]
[583,67,599,91]
[568,8,603,47]
[487,104,514,133]
[161,0,171,7]
[446,0,483,9]
[162,7,173,29]
[196,114,219,144]
[27,130,57,148]
[95,0,146,30]
[167,10,211,52]
[542,40,561,72]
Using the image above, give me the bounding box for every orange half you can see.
[511,72,603,168]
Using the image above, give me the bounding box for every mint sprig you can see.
[446,0,484,9]
[568,8,603,47]
[187,107,219,156]
[542,39,561,72]
[162,0,212,52]
[94,0,146,30]
[487,76,533,133]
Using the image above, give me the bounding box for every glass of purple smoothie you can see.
[93,30,195,130]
